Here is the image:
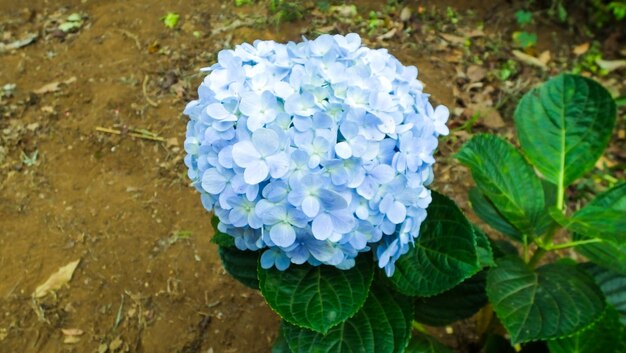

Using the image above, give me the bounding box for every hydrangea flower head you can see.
[184,34,449,276]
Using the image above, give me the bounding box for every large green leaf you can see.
[405,332,454,353]
[259,254,374,334]
[573,183,626,273]
[565,183,626,242]
[576,236,626,276]
[469,188,523,241]
[282,285,413,353]
[218,246,260,290]
[482,335,516,353]
[491,239,519,258]
[547,306,626,353]
[473,226,495,267]
[486,257,605,344]
[514,74,617,187]
[582,263,626,325]
[536,180,558,233]
[211,214,235,247]
[414,271,487,326]
[273,329,293,353]
[390,191,481,297]
[456,134,545,236]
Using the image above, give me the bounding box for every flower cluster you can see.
[184,33,448,276]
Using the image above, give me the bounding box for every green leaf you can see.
[469,188,523,241]
[211,215,235,248]
[482,334,516,353]
[512,31,537,48]
[162,12,180,29]
[564,183,626,241]
[547,306,626,353]
[414,271,488,326]
[576,235,626,276]
[574,183,626,274]
[218,246,260,290]
[514,10,533,25]
[514,74,617,187]
[491,239,519,258]
[390,191,481,297]
[486,257,605,344]
[259,255,374,334]
[582,263,626,325]
[473,226,495,267]
[282,285,413,353]
[562,207,626,242]
[536,180,558,233]
[456,134,545,237]
[273,329,293,353]
[405,332,454,353]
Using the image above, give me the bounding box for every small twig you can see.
[113,294,125,329]
[96,126,166,142]
[115,29,142,50]
[142,75,159,107]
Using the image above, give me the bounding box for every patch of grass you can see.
[161,12,180,29]
[21,150,38,167]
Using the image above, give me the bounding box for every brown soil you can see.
[1,0,623,352]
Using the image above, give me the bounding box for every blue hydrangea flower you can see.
[184,33,449,276]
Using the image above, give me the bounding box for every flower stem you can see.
[547,238,603,250]
[411,320,428,334]
[528,248,545,268]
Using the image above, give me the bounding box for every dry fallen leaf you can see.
[166,137,179,148]
[377,28,397,41]
[62,328,84,336]
[440,33,466,45]
[595,155,617,169]
[34,77,77,94]
[33,259,80,298]
[512,50,548,70]
[468,104,505,129]
[400,7,412,21]
[538,50,551,65]
[466,65,487,82]
[62,328,84,344]
[109,336,123,351]
[64,335,81,344]
[0,33,38,53]
[596,58,626,72]
[573,42,590,56]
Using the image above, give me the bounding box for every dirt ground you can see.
[0,0,624,352]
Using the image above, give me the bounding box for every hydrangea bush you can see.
[184,35,625,353]
[184,33,449,276]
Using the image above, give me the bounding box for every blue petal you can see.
[335,142,352,159]
[252,128,280,156]
[201,169,227,194]
[228,207,248,227]
[206,103,235,121]
[275,253,292,271]
[312,213,333,240]
[370,164,395,183]
[319,189,348,211]
[302,196,320,217]
[307,241,337,262]
[232,140,261,168]
[270,223,296,247]
[387,201,407,224]
[260,250,277,269]
[243,160,269,185]
[266,152,290,179]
